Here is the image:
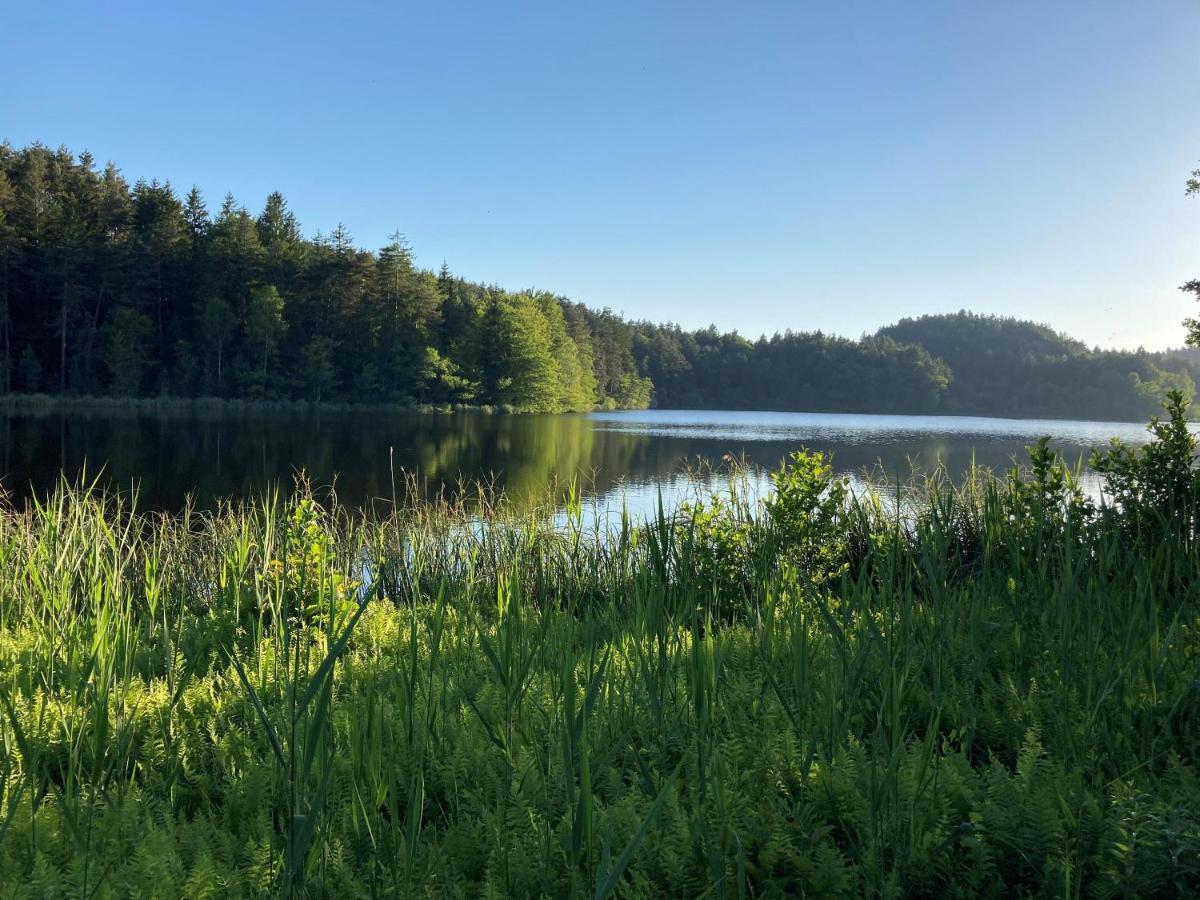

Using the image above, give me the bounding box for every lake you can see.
[0,407,1171,516]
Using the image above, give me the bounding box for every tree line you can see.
[0,141,1196,420]
[0,142,634,412]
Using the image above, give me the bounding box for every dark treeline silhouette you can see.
[0,141,1195,419]
[0,143,619,412]
[873,314,1197,420]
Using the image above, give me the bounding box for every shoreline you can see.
[0,392,1175,424]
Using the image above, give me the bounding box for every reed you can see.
[0,397,1196,896]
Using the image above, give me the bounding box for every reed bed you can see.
[0,398,1196,898]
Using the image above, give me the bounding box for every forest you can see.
[0,141,1196,420]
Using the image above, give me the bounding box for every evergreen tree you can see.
[371,234,440,398]
[209,194,263,319]
[131,179,188,355]
[184,186,209,240]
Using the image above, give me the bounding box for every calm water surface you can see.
[0,407,1174,516]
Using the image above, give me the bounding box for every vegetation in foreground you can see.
[0,396,1197,897]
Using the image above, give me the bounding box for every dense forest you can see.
[873,314,1197,420]
[0,141,1195,420]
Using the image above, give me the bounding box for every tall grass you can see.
[0,397,1196,897]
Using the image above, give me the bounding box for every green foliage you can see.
[1003,436,1089,548]
[419,346,476,404]
[685,449,849,612]
[614,371,653,410]
[200,295,237,392]
[488,293,562,412]
[2,141,1195,418]
[764,449,848,586]
[103,306,153,395]
[879,311,1199,420]
[1132,362,1195,408]
[1091,389,1199,541]
[538,293,598,412]
[0,407,1198,894]
[299,335,337,403]
[243,284,286,396]
[684,482,757,607]
[630,324,953,414]
[0,143,647,413]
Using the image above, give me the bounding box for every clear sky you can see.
[3,1,1199,349]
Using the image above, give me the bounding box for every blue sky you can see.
[3,1,1199,349]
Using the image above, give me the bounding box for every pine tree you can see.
[82,160,132,386]
[257,192,300,245]
[371,234,441,398]
[132,179,188,363]
[184,186,209,240]
[257,191,304,293]
[49,148,98,393]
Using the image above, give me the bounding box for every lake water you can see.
[0,407,1171,516]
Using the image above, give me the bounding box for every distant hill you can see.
[874,312,1193,420]
[879,312,1087,370]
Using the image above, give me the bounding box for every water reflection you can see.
[0,407,1173,515]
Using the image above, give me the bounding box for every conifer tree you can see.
[184,186,209,240]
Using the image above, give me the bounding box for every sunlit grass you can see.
[0,402,1197,896]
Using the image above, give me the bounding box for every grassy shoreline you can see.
[0,400,1196,896]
